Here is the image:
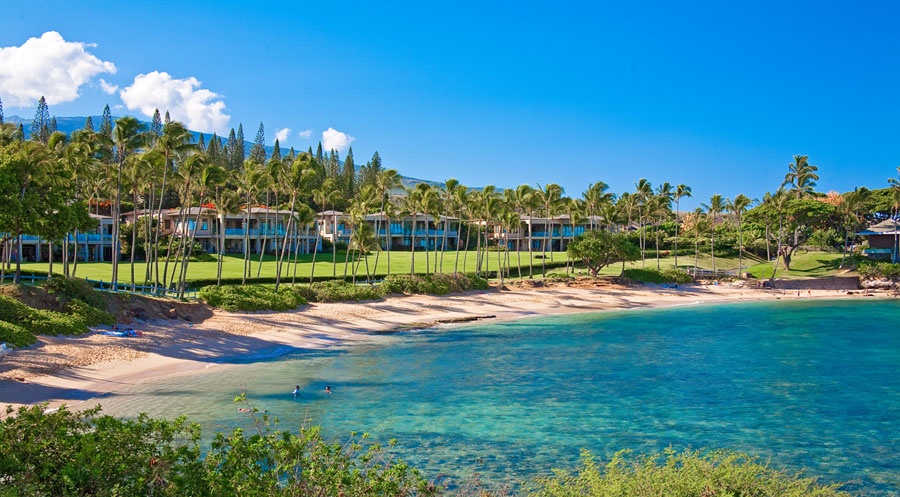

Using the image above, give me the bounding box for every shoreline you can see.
[0,279,880,414]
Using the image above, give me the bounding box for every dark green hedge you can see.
[198,285,308,312]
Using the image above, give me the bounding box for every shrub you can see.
[0,404,436,497]
[309,280,383,302]
[28,309,87,336]
[381,273,489,295]
[530,448,850,497]
[0,320,36,348]
[66,300,116,327]
[199,285,308,312]
[0,295,33,324]
[623,268,694,284]
[858,261,900,280]
[43,277,108,310]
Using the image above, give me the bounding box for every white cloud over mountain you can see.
[322,127,354,152]
[275,127,291,142]
[0,31,116,107]
[119,71,230,134]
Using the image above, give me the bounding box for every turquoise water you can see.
[97,300,899,495]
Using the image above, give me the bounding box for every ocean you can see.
[95,299,900,495]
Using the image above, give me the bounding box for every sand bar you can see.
[0,277,874,414]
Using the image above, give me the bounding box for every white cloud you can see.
[275,127,291,143]
[298,129,313,139]
[0,31,117,107]
[322,127,355,153]
[119,71,230,134]
[99,78,118,94]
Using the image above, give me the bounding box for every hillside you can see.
[5,115,443,190]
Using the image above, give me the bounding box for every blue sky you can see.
[1,1,898,209]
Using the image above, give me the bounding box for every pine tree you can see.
[272,139,282,162]
[0,96,4,124]
[249,122,266,164]
[151,109,163,137]
[31,96,51,143]
[49,117,58,134]
[164,111,171,124]
[100,104,113,137]
[207,134,221,162]
[226,128,239,169]
[236,123,245,163]
[84,116,94,131]
[358,150,381,189]
[198,133,206,151]
[315,142,324,166]
[341,148,356,196]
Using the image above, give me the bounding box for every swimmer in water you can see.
[325,386,332,394]
[292,385,300,398]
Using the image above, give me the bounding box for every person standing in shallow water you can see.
[292,385,300,398]
[325,386,332,394]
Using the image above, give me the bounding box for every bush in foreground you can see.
[530,448,849,497]
[199,284,308,312]
[309,279,384,302]
[0,403,435,497]
[0,405,852,497]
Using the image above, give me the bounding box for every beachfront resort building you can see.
[491,215,606,252]
[857,218,900,261]
[1,214,115,263]
[122,207,319,256]
[318,211,461,251]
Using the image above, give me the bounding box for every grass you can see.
[8,249,851,286]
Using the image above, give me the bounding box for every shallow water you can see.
[97,299,899,495]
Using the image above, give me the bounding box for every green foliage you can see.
[381,273,488,295]
[530,448,849,497]
[0,320,35,347]
[806,228,842,250]
[308,280,384,302]
[857,261,900,279]
[199,284,308,312]
[0,294,86,337]
[623,268,694,284]
[0,403,435,497]
[28,308,88,335]
[65,299,116,326]
[567,231,640,277]
[43,276,107,310]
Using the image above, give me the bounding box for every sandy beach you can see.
[0,277,872,414]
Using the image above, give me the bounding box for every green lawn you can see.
[9,248,851,286]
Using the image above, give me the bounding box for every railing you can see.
[0,273,196,300]
[84,279,197,300]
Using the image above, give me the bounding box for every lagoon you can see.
[96,299,899,495]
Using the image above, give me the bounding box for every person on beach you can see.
[325,386,332,394]
[292,385,300,398]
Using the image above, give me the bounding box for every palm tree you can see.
[374,169,402,273]
[673,184,692,270]
[237,159,266,284]
[509,184,535,277]
[414,183,440,275]
[701,194,725,277]
[310,179,342,282]
[888,167,900,262]
[400,187,421,275]
[440,178,460,271]
[652,183,674,269]
[453,185,472,273]
[111,117,148,290]
[633,178,653,268]
[535,183,563,276]
[839,187,869,268]
[275,153,315,290]
[582,182,611,232]
[151,121,195,290]
[783,155,819,199]
[562,197,584,274]
[726,194,753,277]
